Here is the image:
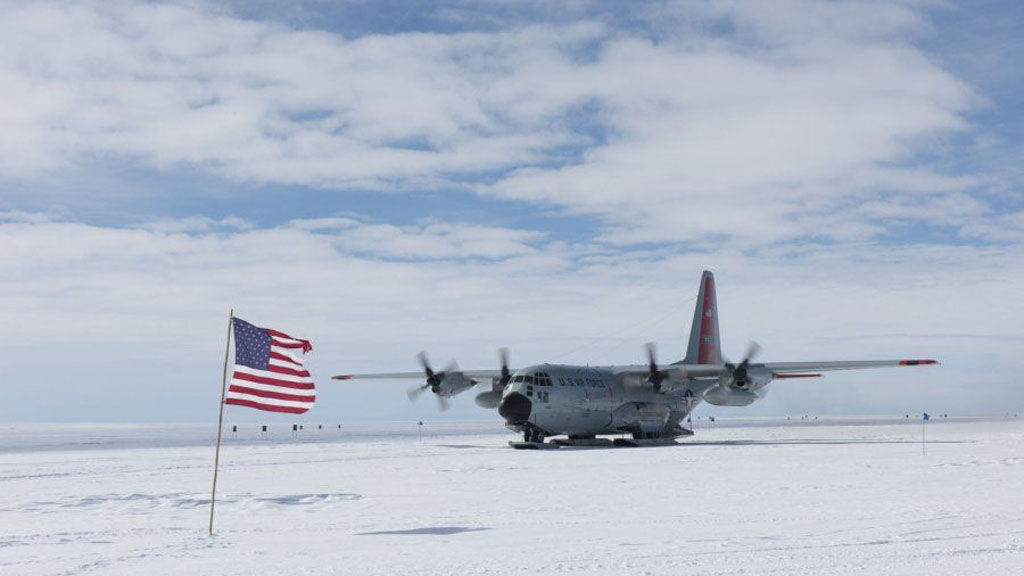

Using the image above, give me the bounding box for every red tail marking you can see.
[698,275,716,364]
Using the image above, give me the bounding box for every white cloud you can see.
[0,0,994,246]
[136,216,253,233]
[959,210,1024,242]
[0,2,1020,420]
[1,214,1022,420]
[0,1,596,184]
[286,216,546,259]
[487,21,980,245]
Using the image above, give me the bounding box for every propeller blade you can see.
[742,341,762,365]
[443,360,460,374]
[407,383,429,402]
[645,342,658,373]
[436,394,451,412]
[499,348,510,382]
[645,342,667,391]
[417,351,434,379]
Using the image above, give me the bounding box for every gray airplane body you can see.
[491,362,706,441]
[334,271,937,447]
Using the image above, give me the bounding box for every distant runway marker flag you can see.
[922,412,930,456]
[226,317,315,414]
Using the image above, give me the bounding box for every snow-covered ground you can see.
[2,418,1022,575]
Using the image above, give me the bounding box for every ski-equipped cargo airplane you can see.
[333,271,937,448]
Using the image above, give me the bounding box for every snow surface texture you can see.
[1,419,1022,575]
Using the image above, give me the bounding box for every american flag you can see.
[225,317,315,414]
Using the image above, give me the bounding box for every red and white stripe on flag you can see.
[225,318,315,414]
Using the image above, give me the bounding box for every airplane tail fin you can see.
[684,270,721,364]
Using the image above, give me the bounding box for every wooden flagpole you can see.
[209,309,234,535]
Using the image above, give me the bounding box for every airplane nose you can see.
[497,392,532,424]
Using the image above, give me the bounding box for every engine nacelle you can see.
[474,389,502,408]
[719,365,772,392]
[436,371,475,398]
[702,386,759,407]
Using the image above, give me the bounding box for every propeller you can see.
[645,342,669,392]
[407,352,455,411]
[406,351,436,401]
[475,348,511,409]
[724,341,762,389]
[417,351,444,391]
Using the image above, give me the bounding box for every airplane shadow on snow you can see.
[357,527,490,536]
[428,439,972,451]
[684,439,971,447]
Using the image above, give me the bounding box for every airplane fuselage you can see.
[497,363,746,439]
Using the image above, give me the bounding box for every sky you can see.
[1,0,1022,424]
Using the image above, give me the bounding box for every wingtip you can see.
[899,359,939,366]
[331,375,353,380]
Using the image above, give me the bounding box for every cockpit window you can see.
[524,375,534,384]
[512,375,524,383]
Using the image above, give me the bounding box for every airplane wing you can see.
[610,359,938,380]
[332,371,421,380]
[763,359,938,378]
[611,364,726,378]
[332,369,505,381]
